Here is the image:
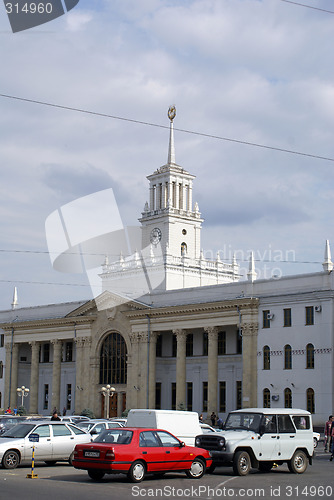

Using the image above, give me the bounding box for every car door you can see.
[259,415,281,461]
[51,424,75,459]
[276,414,297,459]
[155,430,190,471]
[26,424,53,461]
[139,430,173,472]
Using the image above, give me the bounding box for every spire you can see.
[11,286,18,310]
[322,239,333,272]
[247,251,257,282]
[167,105,176,165]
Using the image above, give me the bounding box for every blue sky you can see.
[0,0,333,309]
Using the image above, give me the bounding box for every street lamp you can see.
[100,384,115,419]
[16,385,29,407]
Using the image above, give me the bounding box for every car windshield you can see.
[94,429,133,444]
[224,413,261,432]
[0,423,36,438]
[77,422,94,430]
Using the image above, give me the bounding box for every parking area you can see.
[0,450,333,500]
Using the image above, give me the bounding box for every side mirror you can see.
[179,441,185,448]
[90,429,97,435]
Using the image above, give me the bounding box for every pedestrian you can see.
[63,407,67,416]
[324,415,333,452]
[199,414,203,422]
[217,417,223,429]
[13,407,18,416]
[51,411,61,421]
[330,424,334,461]
[210,412,217,427]
[5,406,11,414]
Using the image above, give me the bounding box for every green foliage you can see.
[81,408,95,419]
[18,406,27,415]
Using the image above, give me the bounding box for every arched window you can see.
[263,388,271,408]
[306,388,315,413]
[99,333,127,385]
[263,346,270,370]
[306,343,314,369]
[284,344,292,370]
[181,242,187,256]
[284,388,292,408]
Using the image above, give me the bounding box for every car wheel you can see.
[44,461,57,466]
[2,450,20,469]
[128,460,146,483]
[185,458,206,479]
[313,437,318,449]
[68,451,75,466]
[288,450,308,474]
[233,451,251,476]
[258,461,273,472]
[88,470,105,481]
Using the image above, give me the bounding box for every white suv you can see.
[195,408,313,476]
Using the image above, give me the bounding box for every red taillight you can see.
[73,449,78,456]
[105,449,115,460]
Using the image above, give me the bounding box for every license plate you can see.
[84,450,100,458]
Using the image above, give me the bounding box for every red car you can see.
[72,427,212,482]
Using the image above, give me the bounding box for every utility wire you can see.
[0,93,333,162]
[280,0,334,15]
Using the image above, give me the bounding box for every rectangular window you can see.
[236,329,242,354]
[65,342,73,362]
[43,384,49,410]
[283,308,292,327]
[219,381,226,412]
[155,382,161,409]
[171,383,176,410]
[202,382,208,412]
[187,382,193,411]
[263,310,271,329]
[156,335,162,357]
[306,306,314,325]
[218,331,226,355]
[186,334,193,357]
[202,331,208,356]
[42,343,50,363]
[66,384,72,411]
[236,381,242,410]
[0,334,4,347]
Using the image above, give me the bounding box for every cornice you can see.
[125,297,258,320]
[0,315,97,332]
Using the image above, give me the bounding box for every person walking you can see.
[324,415,333,452]
[210,412,217,427]
[51,411,61,421]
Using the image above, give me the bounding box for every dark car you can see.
[72,427,212,482]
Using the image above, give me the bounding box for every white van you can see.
[126,409,202,446]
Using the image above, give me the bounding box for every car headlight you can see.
[218,438,225,448]
[195,437,201,447]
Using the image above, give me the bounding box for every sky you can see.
[0,0,333,311]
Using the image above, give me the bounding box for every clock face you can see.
[150,227,162,245]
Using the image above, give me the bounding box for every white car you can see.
[200,423,218,434]
[77,419,123,435]
[313,431,320,449]
[0,420,90,469]
[195,408,314,475]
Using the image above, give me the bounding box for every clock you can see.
[150,228,162,245]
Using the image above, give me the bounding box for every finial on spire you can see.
[11,286,18,310]
[322,239,333,272]
[167,105,176,165]
[247,251,257,282]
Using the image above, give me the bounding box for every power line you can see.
[0,93,333,162]
[280,0,334,14]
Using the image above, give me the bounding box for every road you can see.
[0,449,333,500]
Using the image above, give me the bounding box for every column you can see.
[174,329,187,409]
[205,327,218,416]
[51,340,62,412]
[175,180,180,209]
[9,343,19,409]
[139,332,149,408]
[29,341,40,414]
[148,332,158,408]
[74,338,84,414]
[188,184,193,212]
[82,337,92,410]
[241,323,258,408]
[149,185,154,211]
[129,332,140,409]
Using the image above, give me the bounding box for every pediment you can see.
[66,290,150,317]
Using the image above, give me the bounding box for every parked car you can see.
[313,432,320,449]
[61,416,90,425]
[108,418,127,426]
[72,427,212,482]
[0,420,90,469]
[195,408,314,475]
[77,419,123,435]
[0,416,29,435]
[200,423,218,434]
